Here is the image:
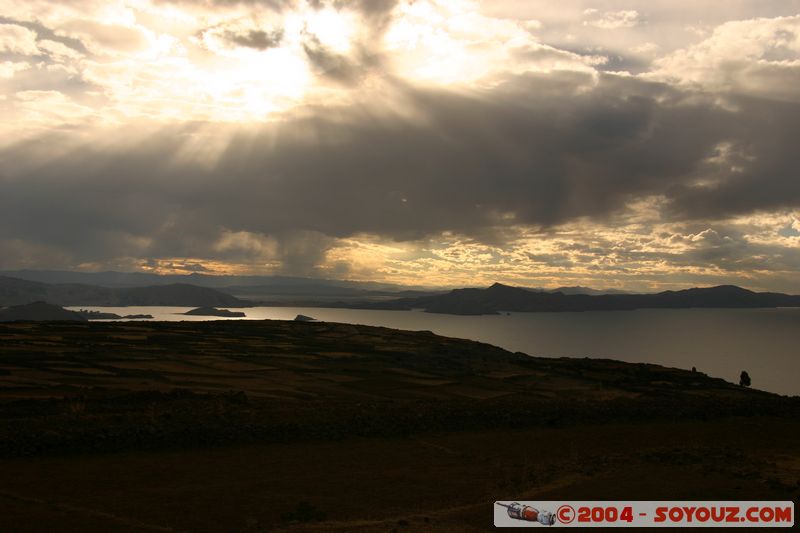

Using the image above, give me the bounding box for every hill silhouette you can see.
[0,302,87,322]
[0,276,247,307]
[363,283,800,315]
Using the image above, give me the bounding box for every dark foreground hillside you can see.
[0,320,798,531]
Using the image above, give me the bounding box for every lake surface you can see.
[67,306,800,396]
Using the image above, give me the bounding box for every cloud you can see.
[225,27,284,49]
[650,15,800,102]
[0,23,40,55]
[665,95,800,220]
[56,20,150,55]
[0,61,30,78]
[197,16,286,51]
[1,68,798,277]
[0,1,798,290]
[319,209,800,291]
[37,38,85,60]
[583,9,642,30]
[149,0,297,11]
[301,38,366,83]
[5,90,95,132]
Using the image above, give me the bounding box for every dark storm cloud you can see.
[666,95,800,220]
[1,71,798,268]
[275,230,335,275]
[335,0,398,30]
[334,0,397,15]
[302,37,380,84]
[224,28,284,49]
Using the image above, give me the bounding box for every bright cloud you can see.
[0,23,40,55]
[583,9,642,30]
[650,15,800,101]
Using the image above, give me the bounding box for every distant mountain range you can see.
[0,270,438,302]
[358,282,800,315]
[0,270,638,302]
[0,269,429,291]
[542,285,631,295]
[0,276,246,307]
[3,272,796,316]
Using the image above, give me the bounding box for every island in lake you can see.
[183,306,247,317]
[76,309,153,320]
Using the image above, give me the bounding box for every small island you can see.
[183,307,246,317]
[76,310,154,320]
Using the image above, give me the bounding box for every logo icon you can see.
[496,502,556,526]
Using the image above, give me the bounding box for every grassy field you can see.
[0,320,797,531]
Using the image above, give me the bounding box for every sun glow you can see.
[298,7,356,53]
[1,0,552,130]
[109,3,360,123]
[384,0,550,85]
[192,48,312,120]
[180,5,360,120]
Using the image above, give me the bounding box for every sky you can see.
[1,0,799,292]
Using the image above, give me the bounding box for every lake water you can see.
[67,306,800,396]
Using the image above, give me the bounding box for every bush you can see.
[739,371,751,387]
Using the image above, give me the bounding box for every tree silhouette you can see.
[739,371,751,387]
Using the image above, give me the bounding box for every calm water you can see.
[67,306,800,396]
